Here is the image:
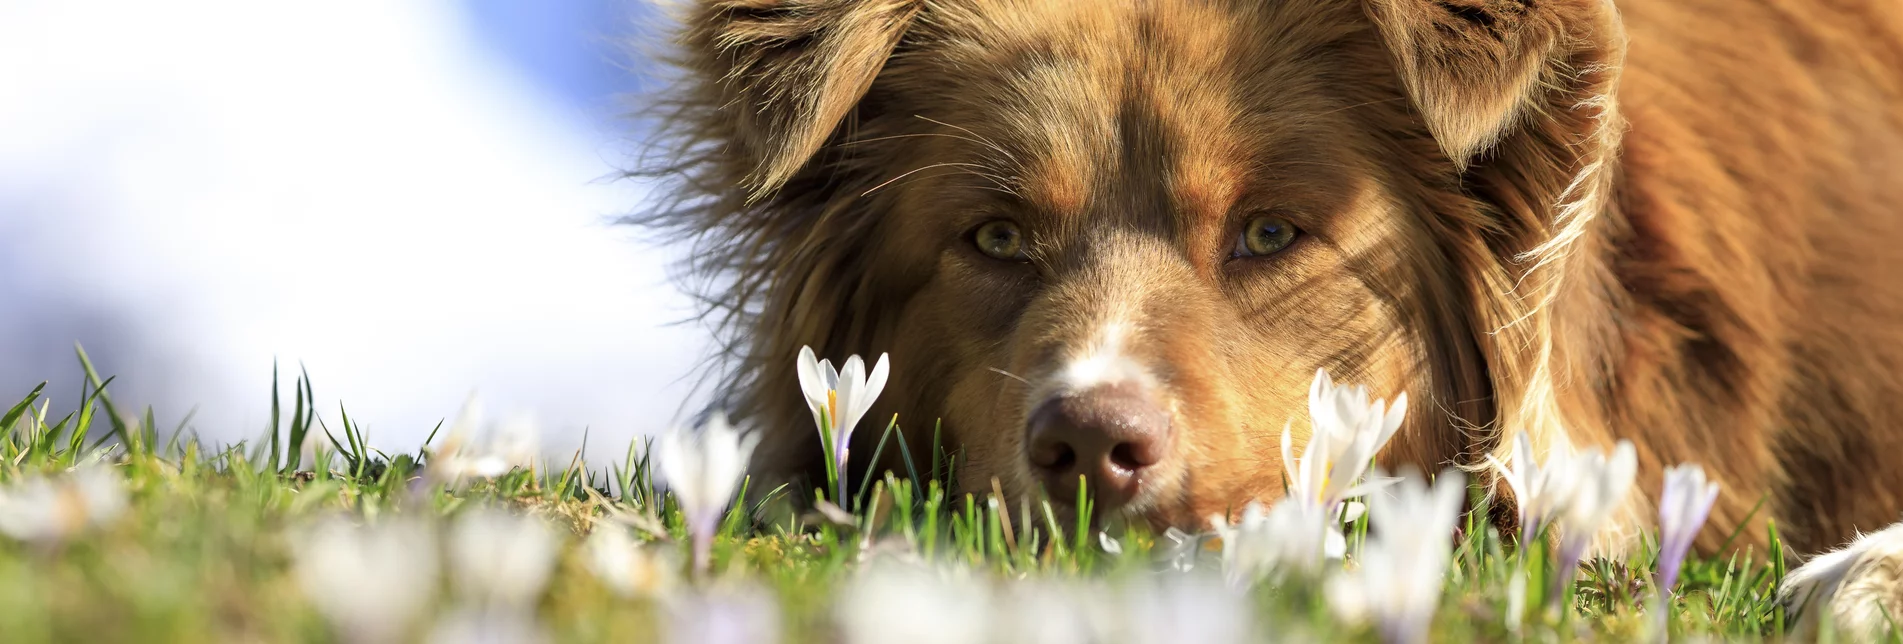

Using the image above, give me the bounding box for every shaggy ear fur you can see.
[1362,0,1630,504]
[1364,0,1625,167]
[680,0,923,198]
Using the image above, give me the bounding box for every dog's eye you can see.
[1234,215,1300,258]
[972,220,1029,261]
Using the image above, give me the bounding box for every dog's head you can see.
[651,0,1625,529]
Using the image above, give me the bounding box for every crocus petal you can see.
[836,355,866,440]
[1291,368,1412,510]
[1308,369,1336,434]
[1378,393,1407,446]
[662,414,757,527]
[446,508,559,608]
[1298,426,1329,502]
[1513,432,1536,480]
[469,456,512,479]
[1608,441,1638,502]
[1656,463,1721,594]
[1330,418,1381,498]
[1329,468,1466,644]
[1341,384,1369,428]
[1214,497,1339,584]
[656,430,695,511]
[1323,529,1347,559]
[796,347,828,407]
[860,353,890,422]
[293,517,440,644]
[659,413,760,574]
[702,414,745,498]
[1550,440,1641,600]
[1335,477,1400,501]
[797,347,831,429]
[820,358,840,391]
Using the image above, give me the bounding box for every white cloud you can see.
[0,0,710,460]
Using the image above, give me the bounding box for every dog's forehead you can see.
[909,0,1363,223]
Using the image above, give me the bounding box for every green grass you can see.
[0,352,1798,643]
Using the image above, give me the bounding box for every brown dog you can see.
[644,0,1903,580]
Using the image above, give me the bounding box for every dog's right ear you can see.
[680,0,923,199]
[1363,0,1624,169]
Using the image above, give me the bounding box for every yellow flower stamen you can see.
[1318,460,1333,502]
[827,390,839,430]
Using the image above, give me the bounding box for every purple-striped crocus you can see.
[1655,463,1720,595]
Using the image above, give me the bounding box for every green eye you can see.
[972,220,1028,261]
[1235,215,1299,257]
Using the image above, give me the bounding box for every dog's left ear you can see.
[680,0,924,199]
[1364,0,1625,167]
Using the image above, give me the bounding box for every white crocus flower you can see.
[426,398,541,488]
[446,508,559,608]
[796,346,890,498]
[293,517,439,644]
[1655,463,1720,595]
[993,581,1107,644]
[1284,368,1407,509]
[1488,432,1582,544]
[1327,468,1467,644]
[585,524,677,599]
[1123,574,1256,644]
[424,607,549,644]
[1209,497,1342,585]
[1506,568,1529,634]
[1552,440,1638,587]
[666,584,782,644]
[658,411,759,573]
[838,564,990,644]
[0,465,128,545]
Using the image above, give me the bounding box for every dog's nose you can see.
[1025,383,1172,509]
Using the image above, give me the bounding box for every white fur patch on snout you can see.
[1059,320,1156,392]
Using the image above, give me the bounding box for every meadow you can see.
[0,349,1806,643]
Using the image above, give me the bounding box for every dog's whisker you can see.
[988,367,1032,386]
[878,167,1024,199]
[838,131,996,149]
[914,115,1018,164]
[1310,96,1409,117]
[861,162,991,197]
[887,172,1022,198]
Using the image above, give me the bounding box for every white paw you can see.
[1779,521,1903,641]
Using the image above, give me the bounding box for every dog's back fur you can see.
[642,0,1903,556]
[1586,0,1903,552]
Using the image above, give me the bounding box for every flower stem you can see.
[818,407,840,505]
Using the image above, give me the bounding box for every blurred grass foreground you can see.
[0,348,1799,643]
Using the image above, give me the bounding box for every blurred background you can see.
[0,1,709,463]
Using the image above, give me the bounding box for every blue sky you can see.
[0,1,710,461]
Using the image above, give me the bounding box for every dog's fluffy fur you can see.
[642,0,1903,574]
